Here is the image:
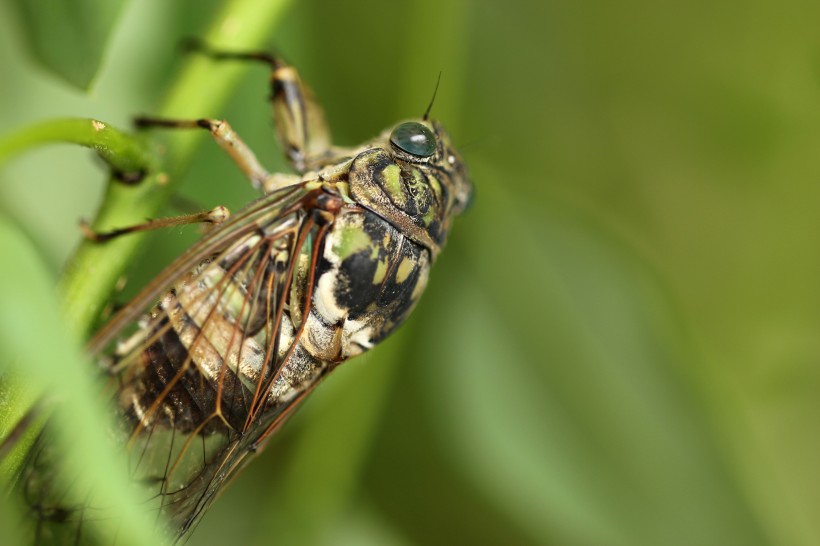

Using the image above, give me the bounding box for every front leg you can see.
[79,206,229,243]
[135,117,271,191]
[134,117,304,194]
[183,39,334,174]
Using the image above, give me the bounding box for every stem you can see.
[0,118,152,177]
[59,0,294,339]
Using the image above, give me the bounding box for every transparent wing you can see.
[23,183,336,544]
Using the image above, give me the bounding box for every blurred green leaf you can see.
[0,489,24,546]
[422,170,769,546]
[0,218,156,545]
[0,221,57,486]
[0,371,44,489]
[11,0,129,90]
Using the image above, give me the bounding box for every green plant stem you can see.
[0,118,152,176]
[0,217,160,546]
[59,0,293,339]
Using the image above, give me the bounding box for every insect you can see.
[19,41,472,544]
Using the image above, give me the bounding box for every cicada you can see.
[17,42,471,544]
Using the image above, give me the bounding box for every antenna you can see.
[422,72,443,121]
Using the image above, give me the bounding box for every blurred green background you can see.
[2,0,820,545]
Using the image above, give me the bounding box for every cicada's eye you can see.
[390,122,437,157]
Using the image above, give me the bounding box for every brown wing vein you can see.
[20,184,339,545]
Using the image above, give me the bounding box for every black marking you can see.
[375,237,426,338]
[315,208,427,344]
[112,168,147,185]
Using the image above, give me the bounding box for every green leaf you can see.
[0,221,57,485]
[10,0,129,90]
[0,217,156,545]
[422,170,770,546]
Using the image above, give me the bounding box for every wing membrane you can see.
[24,183,334,544]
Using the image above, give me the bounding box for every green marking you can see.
[332,225,372,260]
[380,164,407,208]
[334,181,356,204]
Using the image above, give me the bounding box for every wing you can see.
[23,183,340,544]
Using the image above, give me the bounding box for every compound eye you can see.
[390,122,436,157]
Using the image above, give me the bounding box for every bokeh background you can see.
[2,0,820,545]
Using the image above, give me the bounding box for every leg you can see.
[136,117,304,194]
[80,206,229,243]
[183,39,333,174]
[135,117,271,191]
